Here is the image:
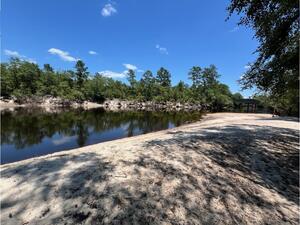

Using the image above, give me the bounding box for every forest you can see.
[0,58,244,111]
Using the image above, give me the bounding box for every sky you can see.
[1,0,258,97]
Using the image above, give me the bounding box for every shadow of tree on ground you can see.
[1,124,299,225]
[1,152,115,224]
[257,116,299,122]
[138,125,299,224]
[163,125,299,204]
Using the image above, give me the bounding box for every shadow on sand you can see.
[257,116,299,122]
[1,124,299,224]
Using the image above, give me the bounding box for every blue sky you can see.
[1,0,258,97]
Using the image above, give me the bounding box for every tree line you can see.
[1,58,243,111]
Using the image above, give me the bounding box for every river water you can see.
[1,107,204,164]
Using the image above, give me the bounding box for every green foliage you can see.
[254,91,299,116]
[55,71,75,99]
[1,63,13,97]
[1,58,238,111]
[188,66,202,87]
[209,83,233,111]
[1,58,41,97]
[126,69,137,98]
[37,65,58,96]
[172,81,190,102]
[84,75,105,103]
[43,64,54,72]
[75,60,88,89]
[228,0,299,116]
[202,65,220,87]
[156,67,171,87]
[188,64,230,110]
[127,69,136,87]
[140,70,155,101]
[232,93,243,102]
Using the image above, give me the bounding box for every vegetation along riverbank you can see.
[3,57,286,115]
[1,59,245,112]
[1,56,297,115]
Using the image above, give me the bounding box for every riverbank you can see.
[1,113,299,225]
[0,97,103,111]
[0,97,205,111]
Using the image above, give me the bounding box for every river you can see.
[1,107,204,164]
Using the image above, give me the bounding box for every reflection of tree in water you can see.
[75,118,89,147]
[1,107,203,149]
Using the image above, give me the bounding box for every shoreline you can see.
[0,99,103,111]
[1,113,299,224]
[0,97,206,111]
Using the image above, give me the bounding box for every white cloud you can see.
[99,70,127,78]
[4,49,24,58]
[4,49,37,64]
[89,50,97,55]
[123,63,137,71]
[52,136,75,145]
[101,4,117,17]
[26,58,37,64]
[123,63,144,72]
[99,63,143,79]
[155,44,168,55]
[48,48,78,62]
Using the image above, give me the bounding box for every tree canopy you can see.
[156,67,171,87]
[1,58,241,111]
[227,0,299,115]
[75,60,88,89]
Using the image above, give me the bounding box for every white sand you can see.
[1,113,299,225]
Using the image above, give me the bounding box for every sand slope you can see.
[1,113,299,225]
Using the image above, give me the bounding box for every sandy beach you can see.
[0,113,299,225]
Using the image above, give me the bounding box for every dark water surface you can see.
[1,107,204,164]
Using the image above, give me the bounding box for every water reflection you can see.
[1,107,203,164]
